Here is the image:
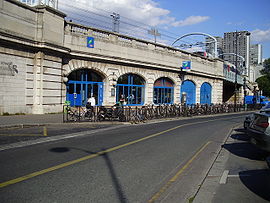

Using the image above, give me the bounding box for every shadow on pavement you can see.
[50,147,70,153]
[49,147,128,203]
[234,128,247,133]
[222,142,269,161]
[239,169,270,201]
[230,133,250,142]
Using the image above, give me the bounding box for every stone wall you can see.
[0,0,66,114]
[0,0,225,114]
[63,59,223,106]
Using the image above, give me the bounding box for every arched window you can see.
[153,77,174,104]
[116,74,145,105]
[200,82,212,104]
[180,80,196,105]
[66,69,103,106]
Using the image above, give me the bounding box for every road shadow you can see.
[50,147,70,153]
[239,169,270,201]
[230,133,250,142]
[222,142,269,161]
[49,147,128,203]
[234,128,246,133]
[101,151,128,203]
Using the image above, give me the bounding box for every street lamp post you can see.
[234,31,238,112]
[243,76,247,109]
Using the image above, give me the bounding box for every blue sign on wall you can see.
[87,37,94,48]
[182,61,191,71]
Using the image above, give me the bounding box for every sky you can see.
[59,0,270,60]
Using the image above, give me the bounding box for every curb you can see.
[266,156,270,168]
[0,124,126,152]
[0,112,251,152]
[192,123,242,203]
[0,121,129,129]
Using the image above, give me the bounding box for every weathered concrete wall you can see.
[0,44,63,114]
[0,0,66,114]
[63,22,224,106]
[64,22,224,80]
[0,0,225,114]
[63,59,224,106]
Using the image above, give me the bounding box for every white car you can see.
[244,103,270,129]
[247,112,270,152]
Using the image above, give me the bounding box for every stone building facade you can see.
[0,0,225,115]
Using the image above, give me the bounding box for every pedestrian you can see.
[119,94,125,106]
[87,94,96,109]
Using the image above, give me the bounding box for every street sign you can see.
[182,61,191,71]
[87,37,94,48]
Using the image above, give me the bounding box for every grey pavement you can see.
[0,113,125,150]
[193,126,270,203]
[0,113,64,127]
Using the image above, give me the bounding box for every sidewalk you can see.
[193,127,270,203]
[0,113,64,128]
[0,113,125,151]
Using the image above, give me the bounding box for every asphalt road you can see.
[0,113,255,202]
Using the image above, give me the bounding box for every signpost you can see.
[87,37,94,48]
[182,61,191,71]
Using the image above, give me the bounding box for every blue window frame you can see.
[66,69,103,107]
[116,74,145,106]
[153,78,174,104]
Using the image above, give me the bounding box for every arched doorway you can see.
[66,69,104,106]
[180,80,196,105]
[116,73,145,105]
[153,77,174,104]
[200,82,212,104]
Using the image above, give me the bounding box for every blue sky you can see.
[61,0,270,59]
[157,0,270,59]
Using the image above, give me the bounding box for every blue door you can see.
[67,83,82,106]
[67,81,103,107]
[200,82,212,104]
[180,80,196,105]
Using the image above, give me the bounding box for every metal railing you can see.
[63,103,262,123]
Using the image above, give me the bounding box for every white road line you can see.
[227,174,250,178]
[220,170,229,184]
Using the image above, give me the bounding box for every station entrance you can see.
[66,69,104,106]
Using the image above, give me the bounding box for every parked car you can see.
[244,103,270,129]
[246,112,270,152]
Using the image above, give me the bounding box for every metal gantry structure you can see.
[219,53,246,74]
[171,32,218,58]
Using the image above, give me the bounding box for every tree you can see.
[260,58,270,76]
[256,75,270,97]
[256,58,270,97]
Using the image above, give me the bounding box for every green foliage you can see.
[15,113,26,115]
[257,58,270,97]
[260,58,270,76]
[256,75,270,97]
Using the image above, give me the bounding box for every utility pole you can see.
[234,31,239,112]
[148,28,161,43]
[111,12,120,33]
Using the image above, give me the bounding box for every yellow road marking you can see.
[0,116,243,188]
[43,127,47,136]
[148,141,211,203]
